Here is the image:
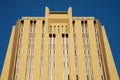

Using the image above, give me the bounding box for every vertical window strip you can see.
[73,22,79,80]
[62,36,65,80]
[66,26,68,33]
[94,20,104,80]
[82,21,94,80]
[62,33,69,80]
[66,36,70,80]
[49,34,56,80]
[53,37,56,80]
[49,36,52,80]
[26,21,32,80]
[40,21,45,80]
[58,26,60,33]
[25,20,36,80]
[14,21,24,80]
[30,21,36,80]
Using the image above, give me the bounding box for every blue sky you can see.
[0,0,120,77]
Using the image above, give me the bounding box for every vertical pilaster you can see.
[33,20,42,80]
[87,20,101,80]
[56,34,63,80]
[100,26,119,80]
[18,20,29,80]
[69,29,76,80]
[75,20,86,80]
[43,21,49,80]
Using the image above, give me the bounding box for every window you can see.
[75,62,77,67]
[84,50,86,55]
[85,20,87,27]
[98,50,100,55]
[49,34,52,38]
[66,26,68,33]
[76,75,79,80]
[87,75,89,80]
[54,26,56,33]
[82,33,85,38]
[68,75,70,80]
[58,26,60,33]
[101,75,104,80]
[81,21,84,27]
[67,61,69,67]
[62,26,64,33]
[33,20,36,32]
[83,38,85,44]
[50,26,52,33]
[62,34,65,38]
[88,50,90,55]
[94,20,96,27]
[66,34,68,38]
[86,28,88,33]
[53,34,56,38]
[74,33,76,38]
[86,33,89,38]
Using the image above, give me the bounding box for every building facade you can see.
[1,7,119,80]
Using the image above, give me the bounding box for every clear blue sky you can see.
[0,0,120,77]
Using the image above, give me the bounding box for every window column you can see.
[25,20,36,80]
[14,20,24,80]
[73,21,79,80]
[81,21,94,80]
[94,20,105,80]
[40,21,45,80]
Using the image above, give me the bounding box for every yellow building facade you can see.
[0,7,119,80]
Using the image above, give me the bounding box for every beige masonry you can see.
[0,7,119,80]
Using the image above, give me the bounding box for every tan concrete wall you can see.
[1,26,15,80]
[101,26,119,80]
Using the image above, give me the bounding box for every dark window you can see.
[62,34,65,38]
[101,75,104,80]
[30,20,33,24]
[98,50,100,55]
[76,75,79,80]
[87,75,89,80]
[21,20,24,24]
[75,50,77,56]
[81,21,84,24]
[66,34,68,38]
[94,20,96,24]
[42,21,45,24]
[68,75,70,80]
[49,34,52,38]
[34,20,36,24]
[73,20,75,24]
[85,20,87,24]
[53,34,56,38]
[85,20,87,27]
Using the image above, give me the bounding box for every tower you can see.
[1,7,119,80]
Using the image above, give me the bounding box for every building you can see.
[0,7,119,80]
